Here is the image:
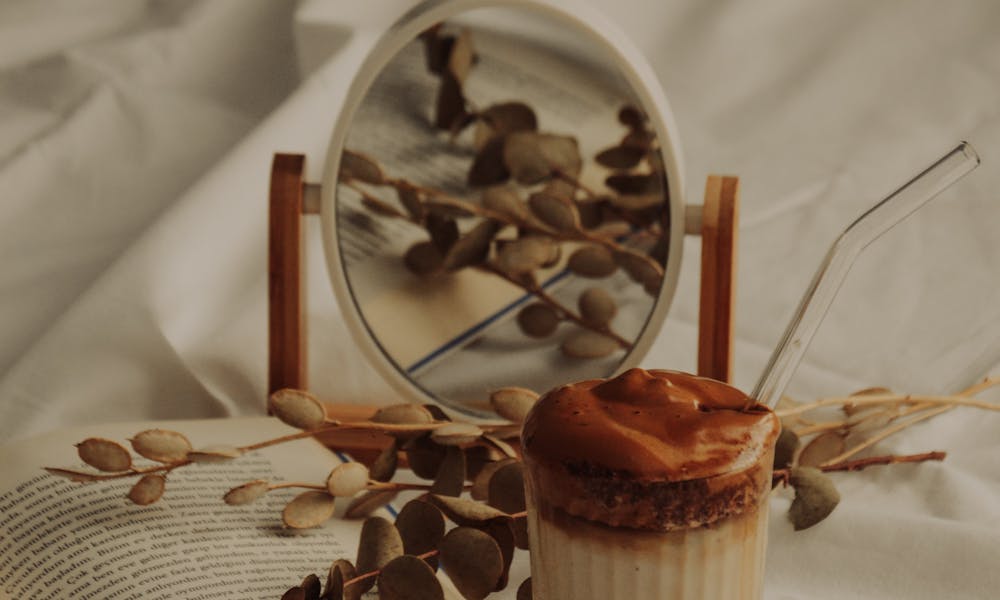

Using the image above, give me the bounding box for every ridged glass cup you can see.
[521,368,781,600]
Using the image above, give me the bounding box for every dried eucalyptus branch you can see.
[775,377,1000,418]
[773,450,947,486]
[772,376,999,530]
[45,371,999,598]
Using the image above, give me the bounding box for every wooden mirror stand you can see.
[267,154,738,459]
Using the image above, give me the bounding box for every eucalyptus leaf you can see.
[378,555,445,600]
[395,499,446,567]
[615,250,663,292]
[322,559,358,600]
[465,444,504,482]
[430,446,466,497]
[481,185,529,221]
[502,132,550,185]
[480,102,537,136]
[439,527,504,600]
[326,462,370,497]
[187,445,243,463]
[129,429,192,463]
[355,517,404,593]
[404,241,444,276]
[282,587,306,600]
[471,458,518,502]
[578,287,617,327]
[516,578,532,600]
[489,387,539,423]
[797,431,846,468]
[420,25,452,75]
[224,479,270,506]
[528,191,580,232]
[788,467,840,530]
[434,71,466,130]
[497,236,555,274]
[283,491,337,529]
[481,519,516,590]
[427,214,460,254]
[339,150,385,185]
[370,438,400,482]
[344,489,400,520]
[396,183,426,222]
[301,574,321,600]
[268,388,327,430]
[516,303,559,338]
[127,474,166,506]
[561,330,618,359]
[447,29,475,82]
[372,404,434,425]
[773,427,799,471]
[605,172,661,195]
[567,245,617,278]
[468,136,510,187]
[487,462,526,515]
[595,144,645,169]
[443,220,501,271]
[404,435,448,480]
[428,494,509,526]
[618,105,645,130]
[430,423,484,447]
[77,438,132,472]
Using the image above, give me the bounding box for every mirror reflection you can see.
[334,6,673,415]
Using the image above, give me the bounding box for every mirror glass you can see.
[330,4,682,416]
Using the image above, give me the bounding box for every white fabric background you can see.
[1,1,998,598]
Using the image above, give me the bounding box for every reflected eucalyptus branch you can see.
[342,173,636,354]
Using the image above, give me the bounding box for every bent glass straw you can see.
[754,142,980,408]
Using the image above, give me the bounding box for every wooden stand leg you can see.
[268,156,394,461]
[698,176,739,383]
[269,153,308,395]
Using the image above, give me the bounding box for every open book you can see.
[0,417,465,599]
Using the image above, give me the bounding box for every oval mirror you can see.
[321,0,685,417]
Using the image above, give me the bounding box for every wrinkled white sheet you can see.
[1,0,998,598]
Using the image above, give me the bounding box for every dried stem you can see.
[47,460,192,482]
[366,481,472,492]
[342,549,440,589]
[820,406,952,466]
[268,482,325,492]
[777,376,1000,419]
[380,173,663,278]
[237,418,524,468]
[792,401,930,437]
[779,377,998,467]
[773,450,947,485]
[778,393,1000,418]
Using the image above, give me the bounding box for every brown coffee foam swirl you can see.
[523,368,776,481]
[522,368,781,530]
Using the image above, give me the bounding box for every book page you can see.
[0,417,386,599]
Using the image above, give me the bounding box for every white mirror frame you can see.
[320,0,687,411]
